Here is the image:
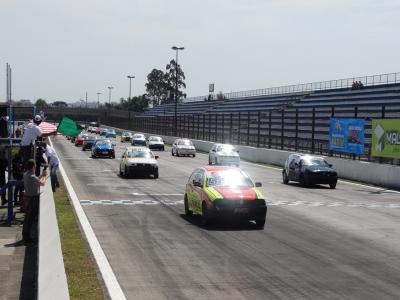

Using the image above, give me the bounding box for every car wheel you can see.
[192,153,196,158]
[282,170,289,184]
[329,181,337,189]
[119,166,123,176]
[201,202,211,227]
[154,170,159,179]
[184,195,192,216]
[209,157,212,165]
[171,149,174,156]
[176,150,180,157]
[162,147,165,151]
[111,155,115,159]
[255,218,266,229]
[125,166,129,178]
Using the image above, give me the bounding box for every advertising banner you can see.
[329,118,365,154]
[371,119,400,158]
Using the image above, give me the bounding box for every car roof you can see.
[203,165,239,172]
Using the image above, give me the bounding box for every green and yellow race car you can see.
[185,165,267,228]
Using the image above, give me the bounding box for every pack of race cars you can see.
[67,126,339,229]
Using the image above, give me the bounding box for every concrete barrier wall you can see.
[38,179,70,300]
[106,125,400,190]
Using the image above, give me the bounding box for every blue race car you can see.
[91,139,115,158]
[105,129,117,138]
[131,133,146,146]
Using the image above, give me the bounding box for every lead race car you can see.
[119,146,159,178]
[185,166,267,228]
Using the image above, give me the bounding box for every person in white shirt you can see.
[41,142,60,192]
[20,115,43,167]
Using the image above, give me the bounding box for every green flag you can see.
[57,116,83,137]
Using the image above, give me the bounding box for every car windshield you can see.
[149,137,162,142]
[122,132,131,136]
[96,140,111,146]
[206,170,253,188]
[178,140,193,146]
[217,145,236,153]
[108,130,115,133]
[126,150,153,159]
[134,134,145,139]
[302,157,329,167]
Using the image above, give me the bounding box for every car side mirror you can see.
[155,156,159,159]
[255,182,262,187]
[193,180,201,187]
[212,149,216,152]
[328,164,333,168]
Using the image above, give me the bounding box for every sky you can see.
[1,0,400,104]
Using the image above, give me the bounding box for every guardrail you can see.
[184,72,400,102]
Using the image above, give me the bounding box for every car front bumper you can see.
[127,164,158,174]
[209,199,267,221]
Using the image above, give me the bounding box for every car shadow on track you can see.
[282,182,332,189]
[180,214,264,231]
[117,174,157,180]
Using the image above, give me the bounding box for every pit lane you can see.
[52,135,400,299]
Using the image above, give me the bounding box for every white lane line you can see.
[132,193,184,196]
[50,138,127,300]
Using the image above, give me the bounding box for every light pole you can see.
[96,92,102,108]
[171,46,184,136]
[127,75,135,101]
[108,86,114,107]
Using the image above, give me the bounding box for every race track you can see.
[52,135,400,300]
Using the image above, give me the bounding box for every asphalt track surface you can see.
[52,136,400,300]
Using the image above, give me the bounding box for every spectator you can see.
[41,142,60,192]
[20,115,43,168]
[12,150,24,206]
[15,127,21,138]
[22,159,46,244]
[358,81,364,89]
[351,81,358,90]
[0,147,7,205]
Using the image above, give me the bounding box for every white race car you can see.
[119,146,159,178]
[171,139,196,157]
[209,143,240,167]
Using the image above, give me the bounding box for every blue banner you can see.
[329,118,365,154]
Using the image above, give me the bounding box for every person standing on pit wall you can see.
[41,142,60,192]
[20,115,43,167]
[22,159,46,244]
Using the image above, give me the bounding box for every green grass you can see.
[54,180,105,300]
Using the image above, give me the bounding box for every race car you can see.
[91,139,115,158]
[105,129,117,138]
[209,143,240,166]
[131,133,146,146]
[82,135,96,151]
[282,154,338,188]
[171,138,196,157]
[121,131,133,143]
[119,146,159,178]
[147,136,165,151]
[74,134,87,146]
[185,166,266,228]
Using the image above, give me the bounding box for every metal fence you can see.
[184,72,400,102]
[101,104,400,166]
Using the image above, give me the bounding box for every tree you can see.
[117,95,149,112]
[52,101,68,107]
[165,59,186,103]
[35,98,48,107]
[145,69,168,107]
[216,91,226,100]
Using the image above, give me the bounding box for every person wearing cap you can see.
[41,142,60,192]
[20,115,43,167]
[22,159,46,243]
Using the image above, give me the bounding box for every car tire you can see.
[162,147,165,151]
[201,202,211,227]
[209,157,212,165]
[329,181,337,189]
[282,170,289,184]
[171,150,174,156]
[176,151,180,157]
[255,218,266,229]
[184,195,192,216]
[125,166,129,178]
[111,155,115,159]
[154,170,159,179]
[119,166,123,176]
[193,153,196,158]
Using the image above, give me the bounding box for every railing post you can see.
[268,111,272,149]
[215,114,218,142]
[281,110,284,150]
[222,114,225,143]
[230,113,233,144]
[295,109,298,151]
[257,111,260,148]
[208,114,211,141]
[247,111,250,145]
[238,112,241,145]
[311,108,315,153]
[203,114,205,140]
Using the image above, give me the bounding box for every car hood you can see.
[95,145,113,150]
[125,158,157,164]
[207,187,261,201]
[177,145,195,149]
[133,138,146,141]
[216,151,239,157]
